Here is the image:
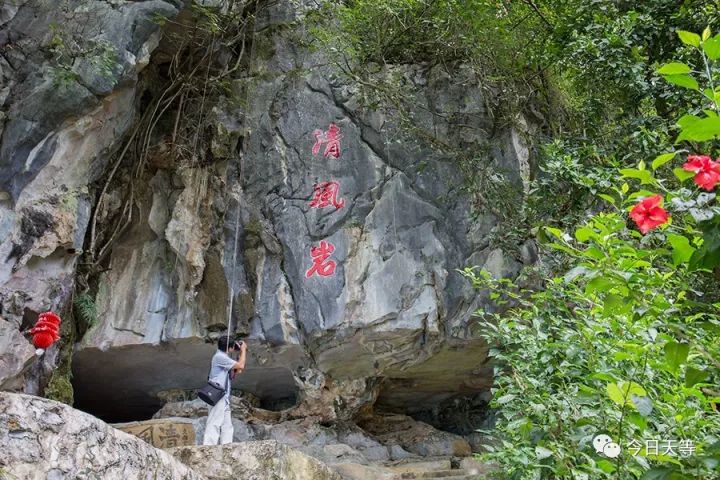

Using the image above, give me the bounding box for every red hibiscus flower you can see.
[683,155,720,191]
[629,194,669,234]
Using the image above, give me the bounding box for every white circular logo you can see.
[593,434,613,453]
[593,434,622,458]
[603,442,621,458]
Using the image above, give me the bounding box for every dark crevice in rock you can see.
[406,392,493,437]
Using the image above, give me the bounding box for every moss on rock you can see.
[44,306,76,406]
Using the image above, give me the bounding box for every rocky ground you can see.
[1,392,493,479]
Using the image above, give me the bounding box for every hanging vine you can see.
[73,0,260,334]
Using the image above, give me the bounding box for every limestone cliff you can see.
[0,0,535,433]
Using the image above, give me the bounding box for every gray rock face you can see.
[0,0,535,427]
[359,413,472,457]
[0,315,36,390]
[0,0,175,394]
[0,0,177,200]
[0,392,201,479]
[169,441,342,480]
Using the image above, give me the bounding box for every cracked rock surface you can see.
[0,392,201,479]
[0,0,534,425]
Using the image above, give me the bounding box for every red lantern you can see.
[28,312,61,351]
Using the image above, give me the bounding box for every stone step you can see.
[430,476,480,480]
[386,458,452,474]
[334,456,493,480]
[395,473,482,480]
[420,470,472,478]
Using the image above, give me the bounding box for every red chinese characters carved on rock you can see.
[305,240,337,278]
[312,123,341,159]
[309,181,345,209]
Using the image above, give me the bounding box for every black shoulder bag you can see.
[197,370,230,406]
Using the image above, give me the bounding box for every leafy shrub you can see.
[465,28,720,480]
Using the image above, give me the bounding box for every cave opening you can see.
[368,388,495,453]
[402,393,494,436]
[368,340,496,440]
[71,342,301,424]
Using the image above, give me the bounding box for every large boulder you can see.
[359,413,472,457]
[0,392,201,479]
[169,441,342,480]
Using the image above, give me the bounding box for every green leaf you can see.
[677,30,701,47]
[603,293,631,316]
[548,242,577,255]
[685,367,709,387]
[667,234,696,266]
[606,383,624,404]
[628,412,648,430]
[597,459,616,473]
[703,27,712,41]
[607,381,646,407]
[496,394,516,405]
[664,341,689,373]
[591,373,616,382]
[586,276,616,294]
[689,217,720,269]
[619,168,654,184]
[641,468,688,480]
[673,167,695,182]
[583,246,605,260]
[544,227,564,240]
[657,62,691,75]
[703,36,720,61]
[676,115,720,142]
[651,153,676,170]
[575,226,595,242]
[662,74,699,91]
[613,351,633,361]
[598,193,616,205]
[627,189,658,201]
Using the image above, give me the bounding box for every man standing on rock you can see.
[203,335,247,445]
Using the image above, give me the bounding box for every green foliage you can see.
[46,17,119,88]
[189,2,224,34]
[311,0,719,249]
[465,28,720,480]
[464,216,720,478]
[310,0,489,64]
[654,28,720,270]
[73,292,97,330]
